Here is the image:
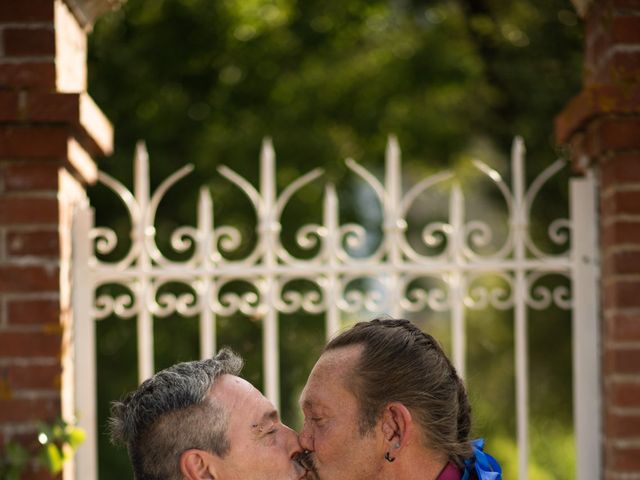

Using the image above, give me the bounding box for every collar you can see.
[437,462,462,480]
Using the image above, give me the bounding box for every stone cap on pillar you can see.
[555,84,640,173]
[64,0,124,31]
[555,85,640,145]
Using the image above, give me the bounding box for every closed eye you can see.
[309,417,325,426]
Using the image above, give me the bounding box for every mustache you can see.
[294,450,317,473]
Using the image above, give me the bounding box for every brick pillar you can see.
[0,1,115,479]
[556,0,640,478]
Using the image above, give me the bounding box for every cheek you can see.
[314,423,347,457]
[247,442,290,472]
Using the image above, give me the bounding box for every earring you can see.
[384,451,395,463]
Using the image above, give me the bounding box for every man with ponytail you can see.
[298,318,502,480]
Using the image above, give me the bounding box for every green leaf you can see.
[66,427,87,450]
[40,442,64,474]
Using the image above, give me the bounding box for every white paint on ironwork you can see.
[72,202,97,480]
[324,184,340,340]
[198,187,215,359]
[260,138,280,409]
[73,134,598,480]
[512,137,529,480]
[135,141,154,382]
[385,135,403,319]
[570,170,601,480]
[449,184,466,379]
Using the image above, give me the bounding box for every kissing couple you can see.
[110,318,502,480]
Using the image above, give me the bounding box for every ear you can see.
[180,449,217,480]
[380,402,413,450]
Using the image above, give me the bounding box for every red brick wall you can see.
[0,1,112,478]
[556,0,640,478]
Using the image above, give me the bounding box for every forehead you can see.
[213,375,276,425]
[300,345,362,408]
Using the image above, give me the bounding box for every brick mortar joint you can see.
[0,56,56,64]
[0,227,5,263]
[1,293,60,300]
[592,47,640,84]
[6,227,59,233]
[1,323,64,332]
[604,307,640,317]
[605,338,640,346]
[600,148,640,157]
[603,245,640,255]
[603,214,640,225]
[604,343,640,352]
[0,297,5,328]
[609,406,640,416]
[0,258,60,267]
[602,185,640,199]
[592,111,640,123]
[610,438,640,448]
[8,391,62,399]
[0,423,43,436]
[602,274,640,284]
[606,374,640,383]
[0,358,60,367]
[0,23,55,29]
[0,224,61,232]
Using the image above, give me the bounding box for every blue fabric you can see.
[461,439,502,480]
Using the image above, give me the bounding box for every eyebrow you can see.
[301,398,328,415]
[252,409,279,430]
[262,409,278,423]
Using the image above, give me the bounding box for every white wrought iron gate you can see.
[71,136,600,480]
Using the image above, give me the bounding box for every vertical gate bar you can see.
[263,304,279,408]
[198,188,215,358]
[512,137,529,480]
[514,270,528,480]
[324,184,340,340]
[135,142,154,382]
[450,184,466,379]
[137,285,153,382]
[260,138,280,408]
[385,136,403,318]
[570,171,601,480]
[263,306,280,409]
[72,203,97,480]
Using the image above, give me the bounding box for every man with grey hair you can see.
[110,348,310,480]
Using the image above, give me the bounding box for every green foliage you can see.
[0,442,29,480]
[88,0,582,478]
[0,418,85,480]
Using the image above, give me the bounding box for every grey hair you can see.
[109,348,243,480]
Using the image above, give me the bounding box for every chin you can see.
[301,469,319,480]
[294,466,313,480]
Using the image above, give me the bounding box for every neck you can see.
[389,447,448,480]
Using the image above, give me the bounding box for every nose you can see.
[298,422,313,451]
[283,424,303,458]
